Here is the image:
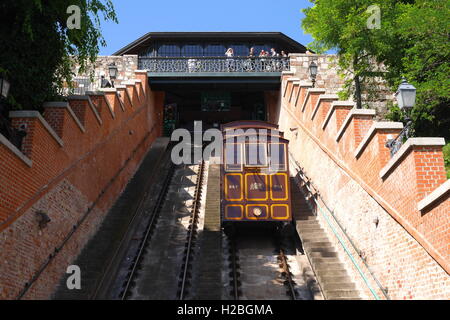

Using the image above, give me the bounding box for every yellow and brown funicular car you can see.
[221,121,292,226]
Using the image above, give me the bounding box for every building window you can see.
[182,44,204,57]
[157,44,181,57]
[230,44,248,56]
[204,44,226,57]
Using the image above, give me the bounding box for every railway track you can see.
[178,160,205,299]
[227,226,307,300]
[114,157,206,300]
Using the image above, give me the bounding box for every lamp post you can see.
[108,62,118,87]
[0,77,10,100]
[309,61,318,88]
[386,78,417,157]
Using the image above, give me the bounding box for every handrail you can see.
[138,56,290,73]
[290,155,390,300]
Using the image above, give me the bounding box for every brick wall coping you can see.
[123,79,142,84]
[103,89,126,111]
[282,70,295,76]
[114,85,126,89]
[43,102,86,133]
[380,137,446,179]
[92,89,116,119]
[67,95,102,125]
[301,88,326,112]
[335,109,376,142]
[115,86,134,107]
[287,77,300,82]
[9,111,64,147]
[354,122,404,158]
[311,94,339,120]
[322,101,356,130]
[0,132,32,167]
[134,69,148,74]
[299,81,313,88]
[418,180,450,212]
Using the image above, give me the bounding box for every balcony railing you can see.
[138,57,290,73]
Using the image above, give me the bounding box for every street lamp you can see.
[396,77,416,111]
[386,78,417,157]
[309,61,318,88]
[0,77,10,99]
[108,62,118,87]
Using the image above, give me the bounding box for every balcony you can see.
[138,56,290,75]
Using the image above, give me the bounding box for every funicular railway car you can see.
[221,121,292,227]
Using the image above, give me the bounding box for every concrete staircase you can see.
[291,178,361,300]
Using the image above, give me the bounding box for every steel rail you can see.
[229,235,240,300]
[277,241,297,300]
[178,160,205,300]
[120,162,175,300]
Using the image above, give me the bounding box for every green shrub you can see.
[444,143,450,179]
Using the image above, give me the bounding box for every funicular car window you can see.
[245,143,268,167]
[269,143,286,172]
[225,143,243,172]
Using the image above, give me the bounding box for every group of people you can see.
[224,47,289,72]
[225,47,288,58]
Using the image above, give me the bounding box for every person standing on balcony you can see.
[225,48,234,72]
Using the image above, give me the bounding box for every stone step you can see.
[298,228,324,234]
[310,251,338,258]
[296,220,321,226]
[313,262,345,270]
[321,282,356,291]
[315,269,349,278]
[324,290,361,299]
[310,257,341,264]
[296,215,316,220]
[303,241,333,248]
[301,237,329,243]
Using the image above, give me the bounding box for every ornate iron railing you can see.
[138,57,290,73]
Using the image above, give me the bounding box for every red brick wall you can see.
[0,70,163,299]
[279,74,449,299]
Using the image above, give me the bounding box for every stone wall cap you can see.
[135,69,148,73]
[331,101,356,107]
[380,137,446,179]
[287,77,300,82]
[98,88,117,93]
[307,88,327,93]
[282,71,295,76]
[299,81,313,87]
[418,180,450,212]
[318,94,339,100]
[67,95,90,101]
[86,91,105,96]
[354,122,404,158]
[43,101,69,108]
[115,85,127,89]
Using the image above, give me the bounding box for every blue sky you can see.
[98,0,315,55]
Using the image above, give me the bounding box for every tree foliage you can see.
[302,0,450,139]
[0,0,117,112]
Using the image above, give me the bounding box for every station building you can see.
[113,32,307,132]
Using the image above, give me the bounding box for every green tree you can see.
[302,0,402,109]
[0,0,117,112]
[302,0,450,140]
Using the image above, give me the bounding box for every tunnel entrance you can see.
[163,90,268,135]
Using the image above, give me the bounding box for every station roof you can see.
[113,32,307,56]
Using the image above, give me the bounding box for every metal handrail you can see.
[290,156,390,300]
[139,56,290,73]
